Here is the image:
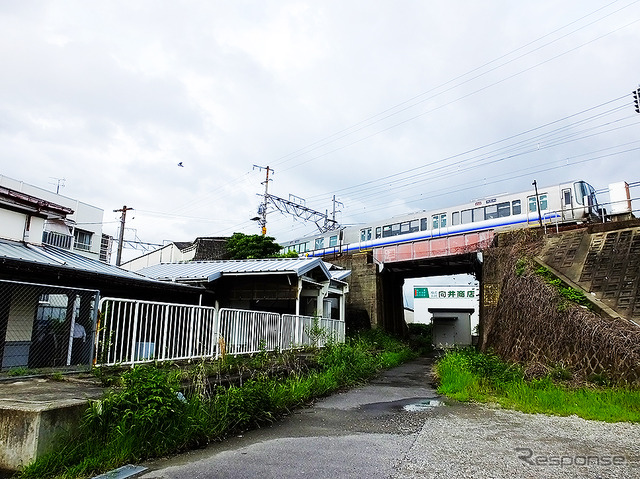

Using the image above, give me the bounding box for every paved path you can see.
[140,357,640,479]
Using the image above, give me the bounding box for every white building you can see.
[0,175,110,262]
[410,283,480,347]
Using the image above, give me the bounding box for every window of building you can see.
[73,229,92,251]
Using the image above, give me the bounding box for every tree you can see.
[226,233,284,259]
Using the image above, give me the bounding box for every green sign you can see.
[414,288,429,298]
[414,287,475,299]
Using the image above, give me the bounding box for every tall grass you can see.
[19,330,415,479]
[436,348,640,423]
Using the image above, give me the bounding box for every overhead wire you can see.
[270,0,639,170]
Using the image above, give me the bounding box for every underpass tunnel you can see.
[378,253,483,340]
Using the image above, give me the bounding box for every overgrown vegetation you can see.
[18,330,415,479]
[436,348,640,423]
[407,323,433,356]
[533,265,593,311]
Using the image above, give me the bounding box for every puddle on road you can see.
[403,398,443,412]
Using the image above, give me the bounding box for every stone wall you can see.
[330,252,382,331]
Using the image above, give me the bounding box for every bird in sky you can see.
[177,162,184,167]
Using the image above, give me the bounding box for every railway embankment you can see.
[480,219,640,385]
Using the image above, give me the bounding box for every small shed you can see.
[429,308,474,348]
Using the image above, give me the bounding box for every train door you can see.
[432,213,447,237]
[561,187,575,220]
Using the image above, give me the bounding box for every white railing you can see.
[95,299,344,366]
[96,298,218,366]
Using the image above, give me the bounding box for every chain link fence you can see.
[0,280,99,376]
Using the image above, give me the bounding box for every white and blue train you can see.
[280,180,600,257]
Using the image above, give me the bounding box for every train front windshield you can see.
[575,181,596,205]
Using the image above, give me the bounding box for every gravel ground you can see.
[393,402,640,479]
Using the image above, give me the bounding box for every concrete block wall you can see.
[330,252,382,330]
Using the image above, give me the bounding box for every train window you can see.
[410,220,419,233]
[376,227,381,239]
[382,225,392,238]
[540,194,548,210]
[303,242,310,252]
[392,223,401,236]
[360,228,372,242]
[421,218,428,230]
[400,222,410,234]
[485,205,498,220]
[452,211,460,226]
[497,202,510,217]
[563,189,572,206]
[329,235,338,247]
[473,207,484,222]
[461,209,472,224]
[512,200,521,215]
[433,213,447,228]
[315,237,325,249]
[528,197,537,212]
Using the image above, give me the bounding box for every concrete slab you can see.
[0,376,105,472]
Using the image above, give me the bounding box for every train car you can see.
[280,180,600,257]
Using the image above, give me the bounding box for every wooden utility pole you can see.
[114,205,133,266]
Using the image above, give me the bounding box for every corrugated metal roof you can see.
[0,239,159,283]
[329,269,352,282]
[138,257,332,282]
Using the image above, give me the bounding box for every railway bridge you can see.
[329,218,640,340]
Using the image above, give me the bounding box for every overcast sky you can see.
[1,1,639,262]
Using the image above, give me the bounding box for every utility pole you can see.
[331,195,343,224]
[253,165,274,235]
[532,180,542,227]
[114,205,133,266]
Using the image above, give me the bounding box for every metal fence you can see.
[94,300,345,367]
[0,279,99,375]
[95,298,218,366]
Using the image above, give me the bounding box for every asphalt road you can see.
[139,357,640,479]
